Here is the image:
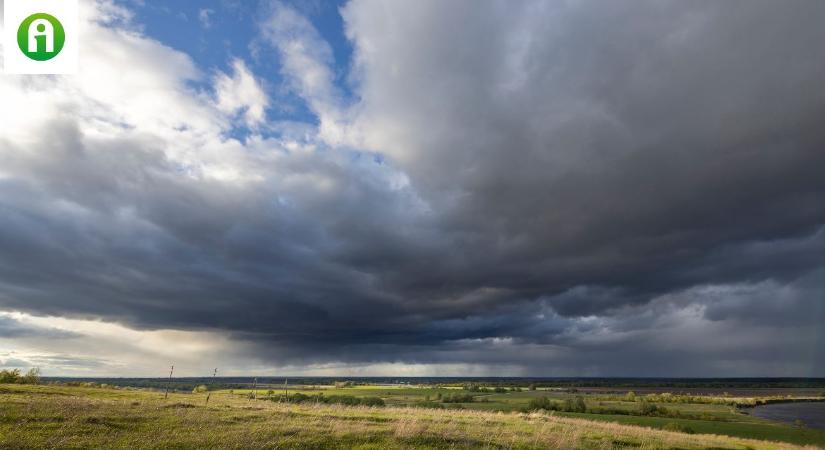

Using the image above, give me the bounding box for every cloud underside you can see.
[0,0,824,375]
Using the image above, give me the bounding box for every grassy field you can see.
[215,384,825,447]
[0,384,822,449]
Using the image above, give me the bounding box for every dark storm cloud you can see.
[0,0,824,374]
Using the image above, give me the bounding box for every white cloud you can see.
[261,2,355,146]
[198,8,214,29]
[213,59,269,128]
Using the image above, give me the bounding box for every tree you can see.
[625,391,636,402]
[638,400,658,415]
[574,396,587,413]
[192,385,208,393]
[21,368,40,385]
[0,369,21,384]
[527,396,554,411]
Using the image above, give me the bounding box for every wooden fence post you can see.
[164,365,174,400]
[205,368,217,405]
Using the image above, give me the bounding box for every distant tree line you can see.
[462,383,522,393]
[527,396,587,413]
[268,393,385,407]
[525,395,709,420]
[441,393,476,403]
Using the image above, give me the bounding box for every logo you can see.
[3,0,78,74]
[17,13,66,61]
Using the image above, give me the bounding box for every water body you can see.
[747,402,825,430]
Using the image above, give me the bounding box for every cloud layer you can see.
[0,0,823,376]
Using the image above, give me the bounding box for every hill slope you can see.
[0,384,817,449]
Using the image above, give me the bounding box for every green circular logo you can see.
[17,13,65,61]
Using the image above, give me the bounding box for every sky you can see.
[0,0,824,377]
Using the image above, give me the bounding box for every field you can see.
[216,383,825,447]
[1,383,824,449]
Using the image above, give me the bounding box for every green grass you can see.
[0,383,817,449]
[217,384,825,447]
[557,412,825,447]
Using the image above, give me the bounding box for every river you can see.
[746,402,825,429]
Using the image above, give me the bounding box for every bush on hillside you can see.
[0,369,20,384]
[274,393,385,407]
[663,422,695,434]
[527,396,556,411]
[526,395,587,413]
[441,393,475,403]
[0,368,40,385]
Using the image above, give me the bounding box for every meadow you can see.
[216,382,825,447]
[1,382,824,449]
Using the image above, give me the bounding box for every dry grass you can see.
[0,384,819,449]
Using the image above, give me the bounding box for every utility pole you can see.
[205,368,217,405]
[284,378,288,403]
[164,364,174,400]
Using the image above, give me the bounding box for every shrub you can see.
[663,422,695,434]
[442,393,475,403]
[23,368,41,384]
[638,400,658,415]
[1,368,41,385]
[528,384,536,391]
[326,395,385,407]
[494,387,507,393]
[625,391,636,402]
[0,369,21,384]
[192,385,208,393]
[276,393,385,407]
[527,396,555,411]
[574,396,587,412]
[415,401,444,409]
[286,392,312,403]
[527,396,586,413]
[360,396,385,407]
[334,381,354,388]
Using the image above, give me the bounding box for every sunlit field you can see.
[2,382,823,449]
[217,383,825,447]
